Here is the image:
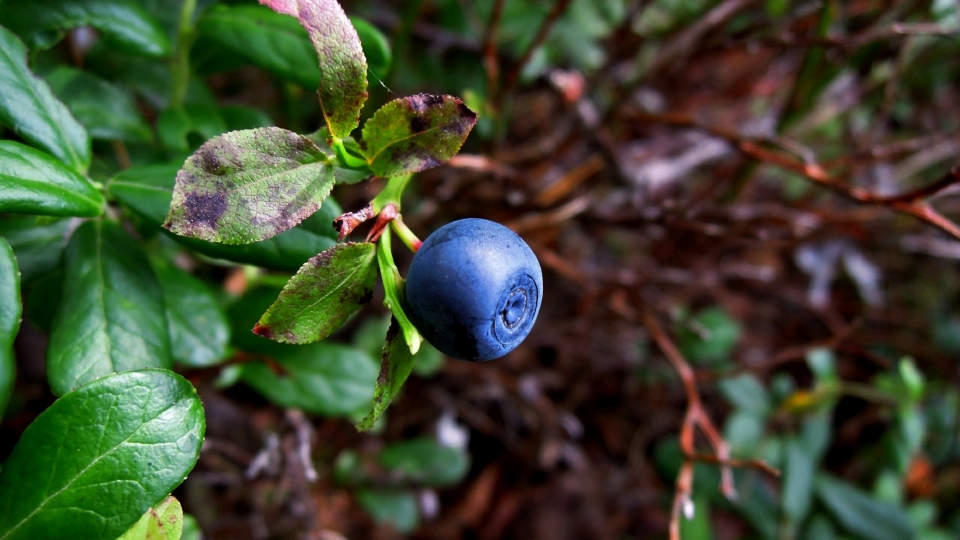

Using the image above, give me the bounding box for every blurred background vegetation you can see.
[2,0,960,539]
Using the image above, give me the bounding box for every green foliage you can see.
[0,0,478,536]
[47,220,172,396]
[0,0,170,57]
[0,237,19,419]
[0,25,90,172]
[0,370,204,540]
[357,317,416,431]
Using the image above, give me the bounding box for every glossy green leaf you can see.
[361,94,477,178]
[45,66,152,143]
[153,260,230,368]
[198,4,320,89]
[254,242,376,344]
[0,0,170,57]
[260,0,367,138]
[355,489,418,533]
[816,474,916,540]
[164,127,335,244]
[0,237,20,419]
[356,317,415,432]
[378,437,470,487]
[0,217,71,282]
[47,220,172,396]
[376,228,421,354]
[0,140,104,217]
[0,25,90,172]
[349,16,391,77]
[108,165,337,271]
[241,342,378,416]
[0,369,204,540]
[157,105,228,153]
[117,496,183,540]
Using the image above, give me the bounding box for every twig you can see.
[499,0,574,104]
[482,0,507,108]
[633,111,960,240]
[643,313,779,540]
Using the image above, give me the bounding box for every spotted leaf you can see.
[164,127,335,244]
[361,94,476,178]
[259,0,367,138]
[254,242,376,344]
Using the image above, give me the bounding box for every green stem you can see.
[170,0,198,109]
[372,174,412,213]
[332,138,368,169]
[390,216,422,252]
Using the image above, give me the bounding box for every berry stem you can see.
[390,215,423,252]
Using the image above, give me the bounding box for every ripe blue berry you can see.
[403,218,543,361]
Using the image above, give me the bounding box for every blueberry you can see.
[403,218,543,361]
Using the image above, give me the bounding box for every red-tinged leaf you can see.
[253,242,377,344]
[259,0,367,138]
[361,94,477,178]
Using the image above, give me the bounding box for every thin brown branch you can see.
[482,0,507,109]
[500,0,574,102]
[643,313,781,539]
[633,111,960,240]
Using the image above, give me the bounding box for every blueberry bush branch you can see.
[162,0,476,429]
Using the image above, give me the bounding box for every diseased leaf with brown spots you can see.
[164,127,335,244]
[259,0,367,138]
[356,317,415,432]
[253,242,376,344]
[361,94,477,178]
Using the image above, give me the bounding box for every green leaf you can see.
[361,94,477,178]
[116,496,183,540]
[157,105,228,153]
[718,373,770,415]
[0,0,171,57]
[782,437,816,524]
[677,306,741,365]
[108,164,337,271]
[0,237,20,419]
[260,0,368,138]
[356,317,415,432]
[241,342,378,417]
[816,474,916,540]
[180,515,200,540]
[0,217,71,282]
[0,140,104,217]
[254,242,376,344]
[376,228,421,354]
[0,25,90,172]
[355,489,418,533]
[349,16,391,77]
[164,127,335,244]
[679,495,714,540]
[44,66,152,143]
[198,4,320,89]
[47,220,172,396]
[153,259,230,368]
[0,369,204,540]
[378,437,470,487]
